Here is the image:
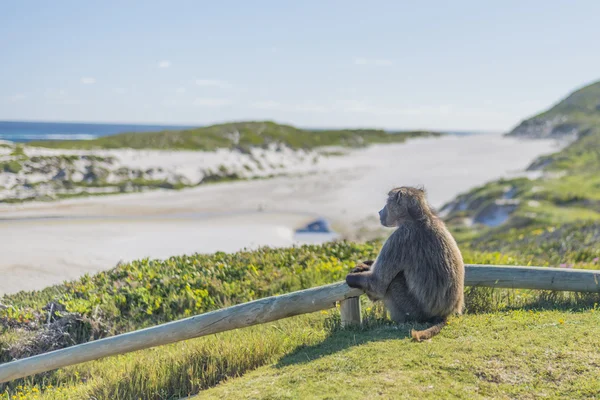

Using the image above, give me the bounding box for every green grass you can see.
[2,241,600,399]
[3,313,335,400]
[530,127,600,173]
[199,310,600,400]
[6,303,600,400]
[27,121,441,151]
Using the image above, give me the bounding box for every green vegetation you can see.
[0,160,22,174]
[1,241,600,399]
[200,310,600,400]
[9,145,26,158]
[443,80,600,259]
[1,243,378,335]
[527,81,600,124]
[0,145,27,173]
[28,121,441,151]
[507,80,600,172]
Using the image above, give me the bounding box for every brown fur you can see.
[346,186,464,341]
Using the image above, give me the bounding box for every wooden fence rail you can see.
[1,264,600,383]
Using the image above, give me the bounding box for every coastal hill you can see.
[504,80,600,171]
[0,122,440,203]
[28,121,441,151]
[506,80,600,140]
[442,79,600,259]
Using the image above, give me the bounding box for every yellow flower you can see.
[558,319,565,325]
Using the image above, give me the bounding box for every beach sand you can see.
[0,133,559,294]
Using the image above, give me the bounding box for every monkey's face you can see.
[379,201,402,227]
[378,206,391,227]
[381,186,428,226]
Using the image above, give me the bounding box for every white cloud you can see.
[353,58,393,67]
[80,77,96,85]
[113,88,127,94]
[193,97,231,107]
[195,79,232,89]
[158,60,171,69]
[175,87,186,94]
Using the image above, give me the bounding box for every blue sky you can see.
[1,1,599,131]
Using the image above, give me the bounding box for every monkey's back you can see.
[394,218,464,318]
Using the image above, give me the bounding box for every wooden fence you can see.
[1,264,600,383]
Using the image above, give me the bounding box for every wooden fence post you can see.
[340,297,362,327]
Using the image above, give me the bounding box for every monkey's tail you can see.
[410,317,447,342]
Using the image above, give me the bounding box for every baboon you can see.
[346,186,464,341]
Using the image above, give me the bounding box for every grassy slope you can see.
[201,311,600,400]
[507,80,600,136]
[443,80,600,257]
[506,80,600,171]
[531,80,600,124]
[27,121,441,151]
[2,244,600,399]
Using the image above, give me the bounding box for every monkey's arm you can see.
[345,240,402,300]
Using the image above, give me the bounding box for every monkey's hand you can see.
[346,260,376,290]
[349,260,374,274]
[345,272,364,289]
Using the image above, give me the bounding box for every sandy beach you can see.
[0,133,560,294]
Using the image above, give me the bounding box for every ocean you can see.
[0,120,490,143]
[0,121,195,142]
